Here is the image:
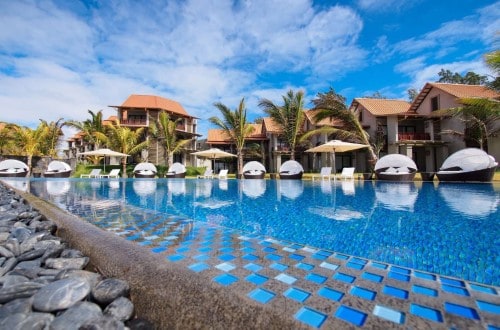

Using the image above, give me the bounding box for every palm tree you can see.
[106,121,149,177]
[0,123,15,155]
[210,98,255,176]
[149,112,192,168]
[301,87,378,168]
[65,110,108,150]
[39,118,65,157]
[8,124,47,173]
[441,97,500,150]
[258,90,306,160]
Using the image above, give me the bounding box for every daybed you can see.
[44,160,72,178]
[436,148,497,182]
[374,154,417,181]
[134,163,158,178]
[243,161,266,179]
[279,160,304,180]
[165,162,186,178]
[0,159,29,177]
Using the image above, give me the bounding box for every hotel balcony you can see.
[398,133,430,141]
[120,118,148,126]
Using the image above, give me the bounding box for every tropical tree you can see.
[209,98,255,176]
[8,124,47,172]
[258,90,306,160]
[38,118,65,157]
[437,69,488,85]
[485,50,500,92]
[106,121,149,177]
[440,97,500,150]
[300,87,378,169]
[65,110,108,150]
[149,112,192,168]
[0,124,15,155]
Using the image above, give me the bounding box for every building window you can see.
[359,109,363,122]
[431,96,440,111]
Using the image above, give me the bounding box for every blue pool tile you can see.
[477,300,500,314]
[388,271,410,282]
[263,246,277,253]
[362,272,383,283]
[488,325,500,330]
[275,273,297,285]
[284,287,311,303]
[218,254,236,262]
[151,246,167,253]
[240,246,256,253]
[198,246,213,253]
[193,254,210,261]
[245,273,269,285]
[351,257,368,265]
[248,288,275,304]
[176,247,190,253]
[412,285,438,297]
[346,262,364,270]
[188,262,209,273]
[334,272,356,283]
[311,252,329,260]
[167,254,185,262]
[413,271,436,281]
[335,305,367,326]
[213,273,238,286]
[296,262,315,271]
[441,277,465,287]
[442,284,469,296]
[391,266,411,275]
[470,283,497,295]
[351,286,377,300]
[410,303,443,323]
[319,261,339,271]
[138,240,152,246]
[318,287,344,302]
[242,253,258,261]
[215,262,236,272]
[289,253,306,261]
[444,302,480,320]
[373,305,405,324]
[244,263,263,272]
[265,253,282,261]
[295,307,327,328]
[270,262,288,272]
[371,262,388,269]
[335,253,349,260]
[219,247,233,253]
[305,273,328,284]
[383,285,409,299]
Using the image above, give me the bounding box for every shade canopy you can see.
[0,159,29,171]
[375,154,417,172]
[47,160,71,172]
[279,160,304,175]
[133,162,158,173]
[191,148,236,159]
[440,148,497,172]
[167,162,186,174]
[77,148,130,158]
[243,161,266,173]
[306,140,368,174]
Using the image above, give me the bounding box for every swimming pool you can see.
[22,178,499,286]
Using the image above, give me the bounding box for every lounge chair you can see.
[80,168,101,178]
[197,168,213,179]
[374,154,417,181]
[100,169,120,178]
[133,162,157,178]
[279,160,304,180]
[165,162,186,178]
[218,169,228,179]
[340,167,355,180]
[312,167,332,181]
[0,159,29,177]
[436,148,497,182]
[44,161,72,178]
[243,161,266,179]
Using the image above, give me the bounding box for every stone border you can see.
[19,190,304,329]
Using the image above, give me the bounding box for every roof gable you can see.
[350,98,411,116]
[262,117,282,134]
[112,94,191,117]
[304,109,343,126]
[207,124,266,144]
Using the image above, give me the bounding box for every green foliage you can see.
[156,165,168,178]
[437,69,488,85]
[187,166,204,176]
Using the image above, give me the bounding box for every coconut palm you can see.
[258,90,306,160]
[106,121,149,177]
[65,110,108,150]
[38,118,65,157]
[149,112,192,168]
[301,87,378,168]
[441,97,500,150]
[8,124,47,172]
[210,98,255,176]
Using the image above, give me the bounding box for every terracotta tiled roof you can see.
[111,94,191,117]
[304,109,343,126]
[351,98,411,116]
[0,122,5,130]
[207,124,266,144]
[103,116,118,125]
[262,117,282,134]
[410,83,500,112]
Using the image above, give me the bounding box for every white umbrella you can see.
[77,148,129,172]
[191,148,236,170]
[306,140,368,174]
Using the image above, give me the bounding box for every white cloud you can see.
[356,0,418,12]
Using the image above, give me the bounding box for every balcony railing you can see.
[398,133,430,141]
[120,119,147,126]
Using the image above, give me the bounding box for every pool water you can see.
[23,178,500,286]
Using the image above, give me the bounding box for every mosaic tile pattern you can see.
[86,205,500,328]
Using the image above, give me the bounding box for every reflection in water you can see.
[278,180,303,199]
[375,182,418,211]
[242,179,266,198]
[46,180,71,196]
[167,179,186,196]
[340,180,355,195]
[193,199,233,209]
[308,206,363,221]
[0,178,29,192]
[133,180,157,196]
[195,180,212,198]
[439,184,499,217]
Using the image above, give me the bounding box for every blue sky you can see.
[0,0,498,140]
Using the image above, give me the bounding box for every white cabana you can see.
[165,162,186,178]
[279,160,304,180]
[243,161,266,179]
[374,154,417,181]
[0,159,29,177]
[44,161,72,178]
[437,148,497,182]
[133,163,157,178]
